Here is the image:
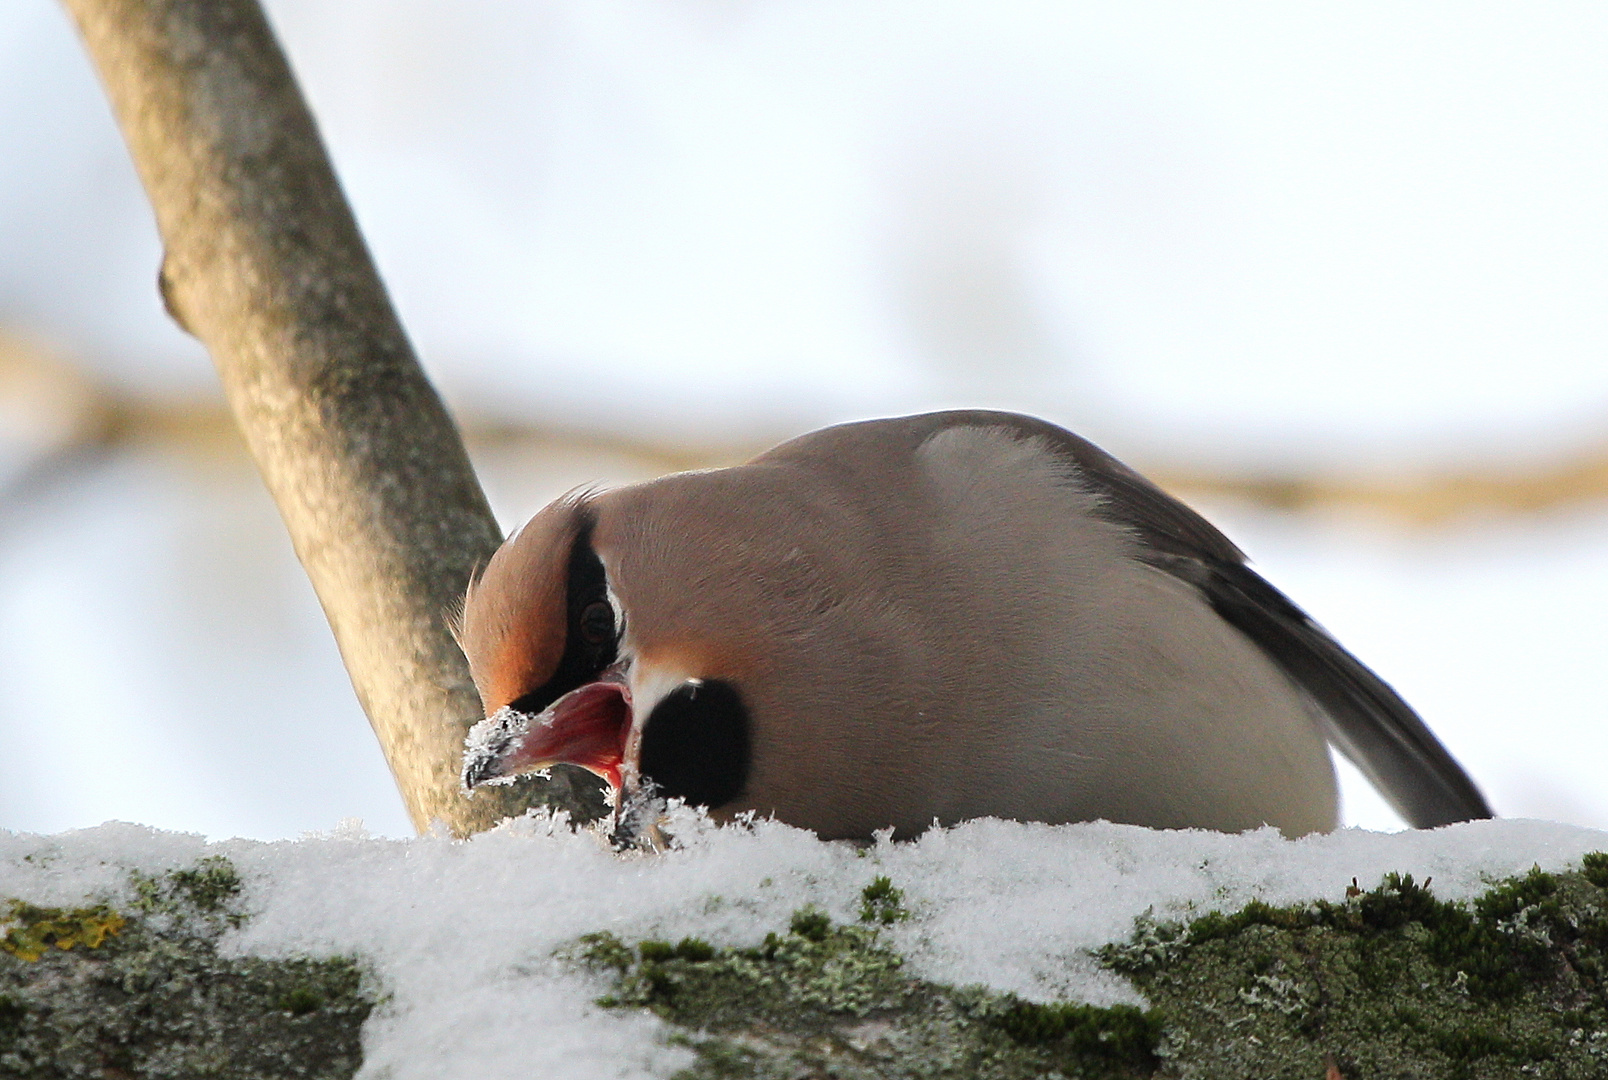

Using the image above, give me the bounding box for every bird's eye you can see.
[578,600,615,645]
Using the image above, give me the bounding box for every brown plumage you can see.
[459,410,1491,840]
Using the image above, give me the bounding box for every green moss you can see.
[788,906,833,943]
[275,986,328,1016]
[638,937,718,965]
[0,857,374,1079]
[0,994,26,1047]
[673,937,716,962]
[1102,856,1608,1078]
[993,999,1160,1066]
[577,857,1608,1080]
[570,883,1160,1079]
[859,876,910,925]
[577,930,635,973]
[128,853,248,934]
[582,915,908,1031]
[159,854,246,914]
[1580,851,1608,889]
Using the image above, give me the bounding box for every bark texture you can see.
[59,0,563,834]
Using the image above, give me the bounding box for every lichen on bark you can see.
[0,856,374,1080]
[568,878,1161,1080]
[1102,854,1608,1078]
[13,849,1608,1078]
[572,855,1608,1080]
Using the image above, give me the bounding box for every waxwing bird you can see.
[459,410,1491,840]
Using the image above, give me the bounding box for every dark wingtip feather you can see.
[1187,558,1493,828]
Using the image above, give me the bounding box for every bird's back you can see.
[600,416,1340,837]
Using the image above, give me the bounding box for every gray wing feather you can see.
[930,411,1493,828]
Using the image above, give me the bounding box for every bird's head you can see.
[456,488,753,814]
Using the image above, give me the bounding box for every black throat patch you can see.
[639,679,751,810]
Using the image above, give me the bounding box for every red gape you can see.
[505,681,632,790]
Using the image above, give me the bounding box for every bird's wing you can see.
[930,411,1493,828]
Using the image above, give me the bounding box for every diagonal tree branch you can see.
[58,0,601,834]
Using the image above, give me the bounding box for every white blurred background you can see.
[2,1,1607,840]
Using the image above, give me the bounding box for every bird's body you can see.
[459,411,1490,839]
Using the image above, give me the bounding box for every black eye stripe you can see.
[508,524,617,716]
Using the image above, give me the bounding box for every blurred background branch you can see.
[8,330,1607,528]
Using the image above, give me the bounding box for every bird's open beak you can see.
[461,671,633,793]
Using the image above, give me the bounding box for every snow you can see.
[3,812,1606,1079]
[461,707,537,789]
